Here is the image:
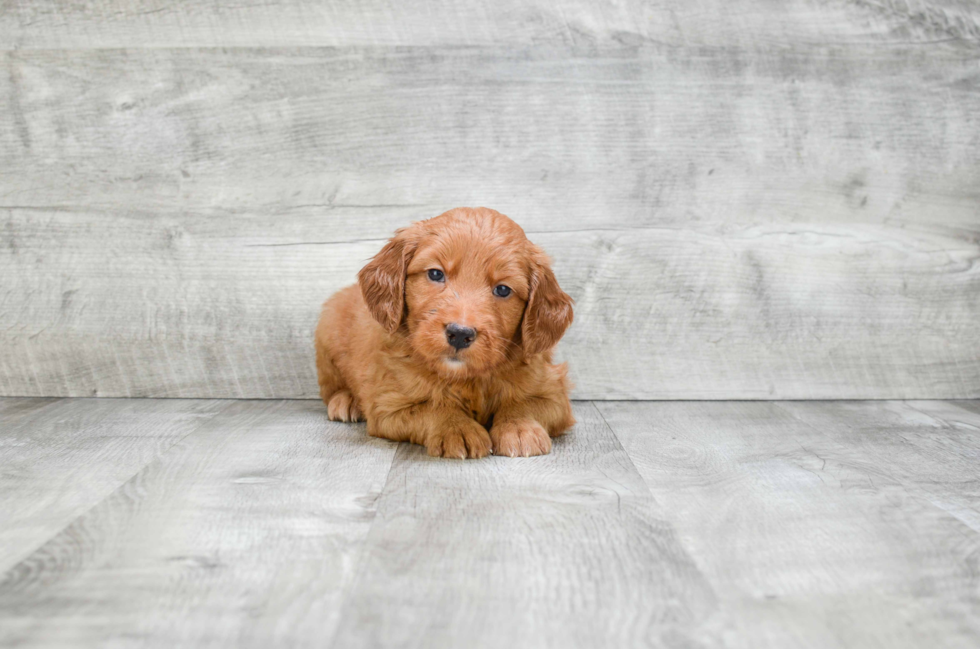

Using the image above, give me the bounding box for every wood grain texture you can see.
[954,400,980,417]
[0,397,229,574]
[0,399,397,648]
[2,33,979,399]
[329,402,717,648]
[2,397,980,646]
[0,396,60,423]
[5,207,978,400]
[3,0,978,49]
[780,400,980,533]
[595,400,980,648]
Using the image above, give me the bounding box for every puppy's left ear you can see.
[358,227,417,333]
[522,246,574,357]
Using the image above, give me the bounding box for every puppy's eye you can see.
[427,269,445,282]
[493,285,512,298]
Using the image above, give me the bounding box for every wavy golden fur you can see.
[315,207,575,458]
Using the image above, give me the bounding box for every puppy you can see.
[314,207,575,458]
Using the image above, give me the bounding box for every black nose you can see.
[445,323,476,350]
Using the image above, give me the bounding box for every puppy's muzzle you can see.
[445,323,476,350]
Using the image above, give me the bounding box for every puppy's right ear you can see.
[521,245,574,357]
[358,228,416,333]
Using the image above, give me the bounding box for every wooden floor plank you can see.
[948,400,980,418]
[0,401,394,647]
[0,397,229,574]
[0,397,62,424]
[0,399,397,648]
[328,402,717,648]
[0,401,395,647]
[4,0,973,49]
[3,398,979,647]
[780,400,980,533]
[595,401,980,649]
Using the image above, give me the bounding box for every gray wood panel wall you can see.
[1,1,979,399]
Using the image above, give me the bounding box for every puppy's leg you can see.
[326,390,364,422]
[491,369,575,457]
[369,404,491,460]
[315,341,345,406]
[317,351,364,422]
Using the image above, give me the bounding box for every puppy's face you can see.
[402,222,529,377]
[358,208,573,379]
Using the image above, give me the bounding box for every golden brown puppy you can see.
[315,207,575,459]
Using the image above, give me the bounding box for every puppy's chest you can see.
[445,383,498,427]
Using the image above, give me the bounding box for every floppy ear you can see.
[358,228,416,333]
[522,248,574,357]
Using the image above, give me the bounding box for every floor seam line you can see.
[771,401,980,538]
[324,441,401,649]
[590,401,657,500]
[903,399,980,430]
[0,399,236,582]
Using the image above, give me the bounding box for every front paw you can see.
[426,418,492,459]
[327,390,364,422]
[490,418,552,457]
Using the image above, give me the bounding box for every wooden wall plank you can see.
[328,402,717,648]
[3,46,979,228]
[0,397,229,574]
[0,400,397,647]
[3,207,977,399]
[3,1,978,49]
[2,32,979,399]
[596,401,980,648]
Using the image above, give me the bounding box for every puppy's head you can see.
[358,207,573,378]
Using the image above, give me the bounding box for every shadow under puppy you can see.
[315,207,575,458]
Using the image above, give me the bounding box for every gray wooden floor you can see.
[1,398,979,648]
